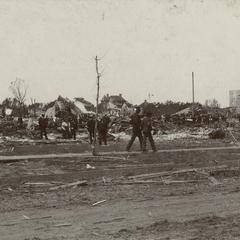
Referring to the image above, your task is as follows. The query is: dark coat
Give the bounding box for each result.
[38,116,48,129]
[70,117,78,130]
[87,118,95,132]
[97,120,107,133]
[141,116,152,133]
[130,113,142,133]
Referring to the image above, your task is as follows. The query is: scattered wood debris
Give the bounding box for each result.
[129,165,227,180]
[195,169,222,185]
[208,176,222,185]
[162,179,203,185]
[94,217,125,224]
[92,232,104,237]
[7,187,13,192]
[50,180,87,190]
[86,164,96,169]
[92,200,107,206]
[24,182,53,186]
[116,180,163,185]
[0,222,18,226]
[23,215,30,220]
[52,223,72,227]
[128,169,196,180]
[23,215,52,221]
[126,165,227,186]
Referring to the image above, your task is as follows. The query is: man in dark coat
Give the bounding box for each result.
[87,115,95,144]
[69,115,78,140]
[38,114,48,140]
[141,112,156,152]
[98,118,107,145]
[126,107,143,151]
[100,114,111,145]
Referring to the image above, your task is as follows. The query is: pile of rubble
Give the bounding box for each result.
[0,113,237,145]
[155,127,213,141]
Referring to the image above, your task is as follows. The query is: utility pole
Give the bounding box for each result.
[92,56,101,155]
[192,71,195,117]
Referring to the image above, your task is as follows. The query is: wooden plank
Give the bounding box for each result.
[92,200,106,206]
[129,165,228,180]
[50,180,87,190]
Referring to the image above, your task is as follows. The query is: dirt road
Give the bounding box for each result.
[2,188,240,240]
[1,139,240,239]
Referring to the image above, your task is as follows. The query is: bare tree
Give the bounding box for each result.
[30,98,37,117]
[9,78,28,117]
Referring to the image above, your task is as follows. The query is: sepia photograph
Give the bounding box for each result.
[1,0,240,239]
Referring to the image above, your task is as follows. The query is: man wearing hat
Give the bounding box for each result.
[38,114,48,140]
[141,112,156,152]
[126,106,143,151]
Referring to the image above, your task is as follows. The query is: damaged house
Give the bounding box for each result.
[44,96,82,119]
[74,97,95,114]
[99,94,133,116]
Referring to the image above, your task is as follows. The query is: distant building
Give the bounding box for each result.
[229,90,240,108]
[99,94,133,116]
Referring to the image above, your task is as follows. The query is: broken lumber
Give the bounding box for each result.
[208,176,222,185]
[0,222,18,226]
[195,169,222,185]
[129,165,228,180]
[84,155,127,161]
[24,182,53,186]
[128,169,196,180]
[92,200,106,206]
[94,217,125,224]
[116,180,163,185]
[53,223,72,227]
[50,180,87,190]
[162,179,203,185]
[227,128,239,144]
[23,215,52,221]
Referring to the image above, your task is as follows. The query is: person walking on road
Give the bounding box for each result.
[126,107,143,151]
[141,112,156,152]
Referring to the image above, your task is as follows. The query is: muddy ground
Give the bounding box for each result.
[1,137,240,239]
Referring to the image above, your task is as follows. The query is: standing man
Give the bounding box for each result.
[87,115,95,144]
[101,114,111,145]
[61,118,70,139]
[38,114,48,140]
[69,115,78,140]
[141,112,156,152]
[126,107,143,151]
[98,117,107,145]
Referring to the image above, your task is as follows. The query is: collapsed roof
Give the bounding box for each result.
[45,96,94,118]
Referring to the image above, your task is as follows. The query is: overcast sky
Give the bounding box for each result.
[0,0,239,107]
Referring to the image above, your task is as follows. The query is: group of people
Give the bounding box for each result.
[38,108,157,153]
[38,114,78,140]
[87,114,111,145]
[61,116,78,140]
[126,107,156,152]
